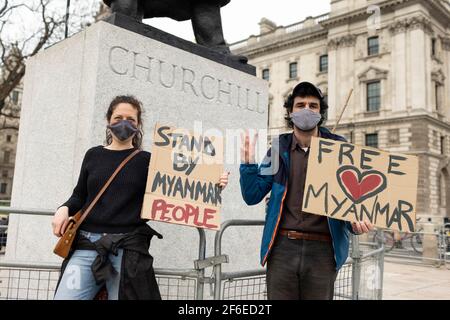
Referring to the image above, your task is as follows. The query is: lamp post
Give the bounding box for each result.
[65,0,71,38]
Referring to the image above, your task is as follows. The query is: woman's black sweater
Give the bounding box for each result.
[59,146,151,234]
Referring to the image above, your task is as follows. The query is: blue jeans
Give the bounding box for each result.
[54,230,124,300]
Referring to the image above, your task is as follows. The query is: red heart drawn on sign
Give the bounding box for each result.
[336,166,387,204]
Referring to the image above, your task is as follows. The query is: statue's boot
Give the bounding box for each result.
[110,0,144,20]
[191,2,248,64]
[108,0,248,64]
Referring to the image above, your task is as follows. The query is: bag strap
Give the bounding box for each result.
[75,148,141,227]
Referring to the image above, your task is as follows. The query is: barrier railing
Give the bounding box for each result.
[351,236,385,300]
[213,219,265,300]
[0,261,204,300]
[0,208,385,300]
[368,227,450,266]
[213,219,384,300]
[0,207,207,300]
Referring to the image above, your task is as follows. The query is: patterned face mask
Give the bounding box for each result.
[107,120,138,141]
[290,108,322,131]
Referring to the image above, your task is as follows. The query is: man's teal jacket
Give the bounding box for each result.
[239,127,354,269]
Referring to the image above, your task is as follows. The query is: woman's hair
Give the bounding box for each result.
[105,95,144,149]
[283,86,328,129]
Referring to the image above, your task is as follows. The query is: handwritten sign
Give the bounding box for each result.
[302,137,418,232]
[141,124,224,230]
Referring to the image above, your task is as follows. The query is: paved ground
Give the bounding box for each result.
[382,259,450,300]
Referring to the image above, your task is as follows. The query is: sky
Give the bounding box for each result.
[3,1,330,51]
[146,0,330,44]
[3,0,100,50]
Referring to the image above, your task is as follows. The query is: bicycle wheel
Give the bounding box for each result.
[411,230,423,254]
[373,230,395,252]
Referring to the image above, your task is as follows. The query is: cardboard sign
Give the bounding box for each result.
[302,137,418,232]
[141,124,224,230]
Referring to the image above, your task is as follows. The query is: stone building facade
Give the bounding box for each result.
[0,81,21,203]
[231,0,450,223]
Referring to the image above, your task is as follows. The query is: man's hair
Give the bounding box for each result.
[283,85,328,129]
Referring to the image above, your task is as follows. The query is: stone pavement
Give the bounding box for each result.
[382,259,450,300]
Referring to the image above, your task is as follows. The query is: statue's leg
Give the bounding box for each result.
[191,2,227,51]
[110,0,144,21]
[191,2,248,63]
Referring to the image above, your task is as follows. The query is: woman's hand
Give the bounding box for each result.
[219,172,230,190]
[351,221,374,235]
[52,206,70,237]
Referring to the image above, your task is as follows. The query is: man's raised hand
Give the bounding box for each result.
[240,130,258,164]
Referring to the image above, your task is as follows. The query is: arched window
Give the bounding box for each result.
[439,168,450,217]
[436,165,450,218]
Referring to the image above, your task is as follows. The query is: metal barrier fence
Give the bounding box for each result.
[0,262,202,300]
[213,220,384,300]
[0,208,384,300]
[368,227,450,267]
[0,262,60,300]
[0,207,206,300]
[350,237,384,300]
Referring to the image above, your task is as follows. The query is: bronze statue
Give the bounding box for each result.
[103,0,247,63]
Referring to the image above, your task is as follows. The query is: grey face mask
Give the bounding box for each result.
[107,120,138,141]
[291,108,322,131]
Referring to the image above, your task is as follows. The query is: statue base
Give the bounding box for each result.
[5,14,268,299]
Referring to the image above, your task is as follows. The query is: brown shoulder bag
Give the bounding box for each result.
[53,149,141,258]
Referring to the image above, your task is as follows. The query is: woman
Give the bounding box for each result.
[52,95,229,300]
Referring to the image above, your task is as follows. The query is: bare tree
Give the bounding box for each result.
[0,0,99,131]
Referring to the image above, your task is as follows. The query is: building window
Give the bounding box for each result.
[0,183,7,194]
[3,151,10,164]
[368,36,379,56]
[367,81,381,112]
[441,136,446,155]
[432,38,436,56]
[365,133,378,148]
[262,68,270,81]
[6,135,11,143]
[319,55,328,73]
[433,130,439,148]
[11,91,19,104]
[2,170,7,178]
[435,83,441,111]
[289,62,297,79]
[388,129,400,146]
[439,171,447,207]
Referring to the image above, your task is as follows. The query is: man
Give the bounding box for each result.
[103,0,247,63]
[240,82,373,300]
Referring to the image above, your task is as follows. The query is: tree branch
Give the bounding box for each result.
[0,0,98,128]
